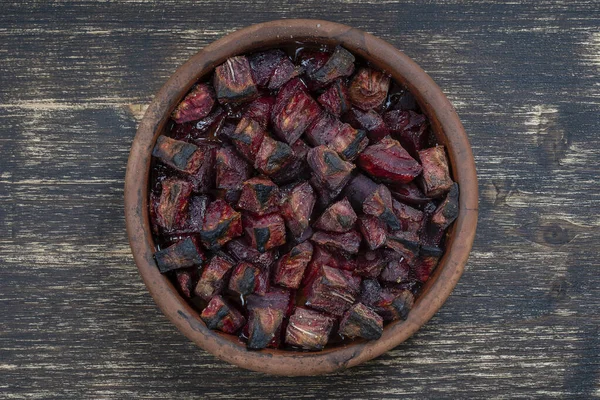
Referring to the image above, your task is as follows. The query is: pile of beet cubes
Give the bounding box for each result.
[149,45,459,351]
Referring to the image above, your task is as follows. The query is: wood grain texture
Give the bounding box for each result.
[1,0,599,398]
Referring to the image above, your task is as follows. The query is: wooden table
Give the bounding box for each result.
[2,1,599,397]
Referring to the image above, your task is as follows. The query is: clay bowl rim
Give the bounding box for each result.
[124,19,478,376]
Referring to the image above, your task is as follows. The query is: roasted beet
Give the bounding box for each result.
[355,249,387,278]
[309,45,355,87]
[311,230,362,255]
[243,213,287,252]
[363,184,401,230]
[392,199,424,234]
[297,49,330,77]
[373,288,415,321]
[175,268,198,299]
[214,56,258,104]
[422,183,459,246]
[304,112,341,146]
[269,57,301,90]
[357,137,422,184]
[194,254,235,301]
[244,96,275,128]
[226,117,266,162]
[254,136,300,183]
[228,261,268,296]
[342,173,379,210]
[155,179,192,231]
[291,138,311,160]
[279,181,316,239]
[200,295,246,334]
[192,106,226,138]
[412,246,443,282]
[384,110,428,157]
[285,307,334,350]
[302,245,354,288]
[246,289,291,349]
[359,279,383,307]
[236,176,280,216]
[226,238,276,270]
[171,83,215,124]
[343,107,390,143]
[358,215,387,250]
[200,199,243,250]
[152,135,204,174]
[328,124,369,161]
[318,79,351,116]
[339,303,383,340]
[307,146,354,192]
[249,49,288,87]
[169,195,208,235]
[305,265,361,316]
[349,67,390,111]
[380,256,411,284]
[389,182,431,205]
[154,236,205,273]
[418,145,453,197]
[385,231,420,260]
[273,241,314,289]
[313,198,357,233]
[215,145,252,193]
[188,144,216,193]
[272,86,321,144]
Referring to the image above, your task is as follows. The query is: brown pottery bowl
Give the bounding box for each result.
[124,19,478,376]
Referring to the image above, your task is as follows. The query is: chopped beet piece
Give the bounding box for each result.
[392,199,424,234]
[373,288,414,321]
[422,183,459,246]
[246,289,291,349]
[358,215,387,250]
[254,136,300,183]
[313,198,357,233]
[309,175,344,210]
[380,256,411,283]
[273,241,313,289]
[215,145,252,192]
[243,213,286,252]
[171,83,216,124]
[384,110,428,158]
[388,90,419,112]
[302,245,353,287]
[291,138,310,160]
[311,230,362,255]
[297,49,330,77]
[249,49,288,87]
[339,303,383,340]
[226,238,276,270]
[309,45,355,87]
[236,176,280,216]
[175,267,199,299]
[318,79,351,116]
[192,106,226,138]
[418,145,453,197]
[412,246,443,282]
[328,124,369,161]
[200,295,246,334]
[355,250,387,278]
[214,56,258,104]
[244,96,275,128]
[349,67,390,111]
[154,236,205,273]
[272,88,321,144]
[363,184,401,230]
[357,137,422,184]
[194,255,235,301]
[200,199,243,250]
[343,107,390,143]
[268,57,301,90]
[389,182,431,205]
[305,265,361,316]
[285,307,334,350]
[307,146,354,192]
[152,135,204,174]
[170,195,208,235]
[228,262,268,296]
[225,117,266,162]
[385,231,420,261]
[359,279,382,307]
[279,181,316,239]
[188,144,216,193]
[342,173,379,210]
[155,179,192,231]
[304,112,342,146]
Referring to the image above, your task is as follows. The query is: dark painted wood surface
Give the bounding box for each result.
[1,1,599,398]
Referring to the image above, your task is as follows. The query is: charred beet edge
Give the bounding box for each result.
[236,176,280,216]
[200,295,246,334]
[279,181,315,239]
[152,135,204,174]
[171,83,215,124]
[194,254,235,301]
[343,107,390,143]
[226,238,276,270]
[318,79,351,116]
[311,230,362,255]
[273,241,313,289]
[246,289,291,349]
[154,236,205,273]
[200,199,242,250]
[309,45,355,87]
[214,56,258,104]
[418,145,453,197]
[154,179,193,231]
[228,261,268,296]
[358,215,387,250]
[339,303,383,340]
[349,67,390,111]
[313,198,357,233]
[285,307,334,350]
[305,265,360,316]
[243,213,287,252]
[363,184,401,230]
[307,145,354,192]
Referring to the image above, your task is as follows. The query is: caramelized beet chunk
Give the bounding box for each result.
[194,255,235,301]
[389,182,431,205]
[392,199,424,234]
[243,213,286,252]
[154,236,205,273]
[155,179,192,231]
[291,138,311,160]
[249,49,288,87]
[318,79,351,116]
[273,241,313,289]
[357,137,422,184]
[298,49,330,75]
[175,268,198,299]
[237,176,280,216]
[170,195,208,235]
[200,199,242,250]
[188,144,216,193]
[171,83,215,124]
[418,145,453,197]
[254,136,300,183]
[380,256,411,284]
[226,117,266,162]
[304,112,341,146]
[343,107,390,143]
[152,135,204,174]
[307,146,354,192]
[200,295,246,334]
[305,266,361,316]
[215,145,252,193]
[339,303,383,340]
[226,238,276,270]
[269,57,301,90]
[342,173,379,210]
[302,245,354,288]
[279,181,315,239]
[246,289,291,349]
[311,230,362,255]
[384,110,428,157]
[373,288,415,321]
[412,246,443,282]
[309,45,355,87]
[355,249,387,278]
[309,175,344,209]
[385,231,420,261]
[244,96,275,128]
[313,198,357,233]
[363,184,401,230]
[422,183,459,246]
[192,106,226,139]
[358,215,387,250]
[328,124,369,161]
[285,307,334,350]
[228,262,268,296]
[349,67,390,111]
[272,87,321,144]
[214,56,258,104]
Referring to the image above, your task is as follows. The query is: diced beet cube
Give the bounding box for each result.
[363,184,401,230]
[297,49,330,77]
[200,199,242,250]
[355,250,387,278]
[152,135,204,174]
[318,79,351,116]
[385,231,420,261]
[236,176,280,216]
[309,45,355,87]
[339,303,383,340]
[273,241,314,289]
[188,144,216,193]
[349,67,390,111]
[309,176,344,210]
[243,213,286,252]
[170,195,208,235]
[307,146,354,192]
[228,261,268,296]
[342,173,379,210]
[328,124,369,161]
[249,49,288,87]
[175,267,199,299]
[418,145,453,197]
[384,110,428,158]
[311,230,362,255]
[412,246,443,282]
[254,136,300,183]
[214,56,258,104]
[304,112,342,147]
[422,183,459,246]
[313,198,357,233]
[358,215,387,250]
[272,88,321,144]
[359,279,382,307]
[279,181,316,239]
[388,182,431,206]
[302,245,354,288]
[392,199,424,234]
[171,83,215,124]
[357,137,422,184]
[244,96,275,128]
[246,289,291,349]
[194,254,235,301]
[225,117,266,162]
[285,307,334,350]
[215,145,252,193]
[373,288,415,321]
[226,238,276,270]
[155,179,192,231]
[192,106,226,139]
[305,265,361,316]
[200,295,246,334]
[154,236,205,273]
[343,107,390,143]
[291,138,310,160]
[380,256,411,284]
[268,57,301,90]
